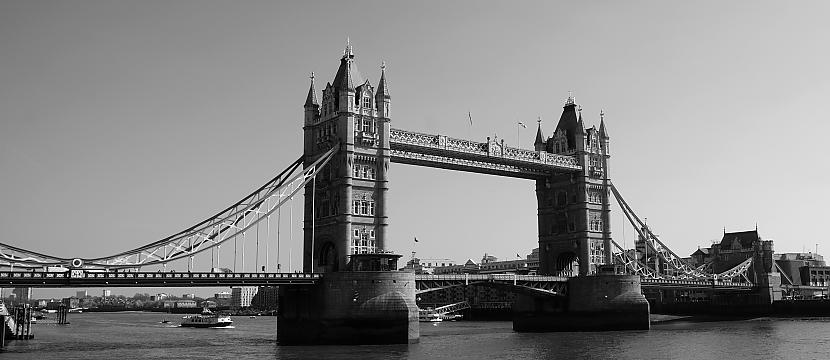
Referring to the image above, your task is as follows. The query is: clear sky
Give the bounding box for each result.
[2,0,829,298]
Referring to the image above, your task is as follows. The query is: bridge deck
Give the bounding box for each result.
[0,271,759,291]
[0,271,321,287]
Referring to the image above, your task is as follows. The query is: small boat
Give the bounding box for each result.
[418,312,442,322]
[180,308,232,328]
[249,315,256,319]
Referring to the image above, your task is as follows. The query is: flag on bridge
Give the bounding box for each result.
[518,122,527,128]
[468,112,473,126]
[414,237,419,243]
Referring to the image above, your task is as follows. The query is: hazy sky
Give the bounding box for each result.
[2,1,829,297]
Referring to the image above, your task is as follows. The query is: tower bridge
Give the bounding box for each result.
[0,43,780,345]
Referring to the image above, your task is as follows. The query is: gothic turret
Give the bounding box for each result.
[599,110,609,139]
[304,72,320,126]
[599,110,610,155]
[376,62,391,118]
[553,94,585,152]
[331,39,361,113]
[534,118,545,151]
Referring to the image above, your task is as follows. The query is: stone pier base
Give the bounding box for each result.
[513,274,650,332]
[277,271,419,345]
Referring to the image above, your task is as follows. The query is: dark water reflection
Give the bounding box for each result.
[3,313,830,359]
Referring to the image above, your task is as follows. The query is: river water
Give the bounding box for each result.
[3,312,830,359]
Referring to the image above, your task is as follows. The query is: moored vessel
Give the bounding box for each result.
[180,309,232,328]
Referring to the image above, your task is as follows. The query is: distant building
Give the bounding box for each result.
[686,229,775,281]
[175,300,197,308]
[432,250,540,275]
[215,291,231,299]
[76,290,87,298]
[200,300,217,309]
[401,258,457,274]
[775,252,826,286]
[63,297,80,308]
[251,286,279,311]
[231,287,258,308]
[102,289,112,297]
[434,259,479,275]
[11,287,32,305]
[46,300,63,310]
[182,293,195,299]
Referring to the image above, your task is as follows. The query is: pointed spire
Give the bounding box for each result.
[344,37,354,59]
[333,38,358,91]
[599,109,609,139]
[304,71,318,107]
[376,60,390,99]
[575,106,586,135]
[534,116,545,150]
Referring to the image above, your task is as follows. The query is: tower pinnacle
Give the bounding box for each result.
[376,61,390,99]
[344,37,354,59]
[534,116,545,151]
[304,71,318,107]
[565,91,575,106]
[599,109,609,139]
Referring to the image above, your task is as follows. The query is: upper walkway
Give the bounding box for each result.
[389,128,582,178]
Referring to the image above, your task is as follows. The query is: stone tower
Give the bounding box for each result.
[302,42,391,273]
[535,96,612,276]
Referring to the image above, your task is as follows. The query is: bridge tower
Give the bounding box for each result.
[302,42,391,273]
[535,96,612,276]
[283,43,417,345]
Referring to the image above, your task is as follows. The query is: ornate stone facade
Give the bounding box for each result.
[535,97,612,276]
[302,43,391,272]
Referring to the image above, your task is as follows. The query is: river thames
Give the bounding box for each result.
[3,312,830,359]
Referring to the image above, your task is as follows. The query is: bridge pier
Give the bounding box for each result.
[277,254,418,345]
[513,273,650,332]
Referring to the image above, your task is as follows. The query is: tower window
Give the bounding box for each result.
[363,96,371,109]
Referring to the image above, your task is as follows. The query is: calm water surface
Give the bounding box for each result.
[3,312,830,359]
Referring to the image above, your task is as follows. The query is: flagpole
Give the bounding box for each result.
[468,111,473,140]
[516,121,526,148]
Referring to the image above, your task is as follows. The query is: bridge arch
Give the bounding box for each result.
[319,240,339,273]
[555,252,579,277]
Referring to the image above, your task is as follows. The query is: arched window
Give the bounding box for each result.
[556,191,567,207]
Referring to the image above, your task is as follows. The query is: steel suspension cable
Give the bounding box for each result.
[289,195,293,272]
[255,192,260,272]
[610,183,704,278]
